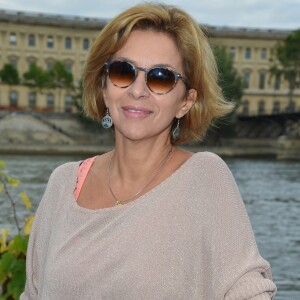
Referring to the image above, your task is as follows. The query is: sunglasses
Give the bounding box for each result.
[104,60,188,95]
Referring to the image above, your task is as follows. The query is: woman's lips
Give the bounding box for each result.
[122,106,153,118]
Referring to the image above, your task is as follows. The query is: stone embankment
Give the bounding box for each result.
[0,112,299,159]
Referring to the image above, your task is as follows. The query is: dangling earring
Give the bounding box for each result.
[101,108,113,129]
[172,118,180,140]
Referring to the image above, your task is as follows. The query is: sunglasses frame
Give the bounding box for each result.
[104,60,188,95]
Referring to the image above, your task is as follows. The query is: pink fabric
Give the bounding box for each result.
[73,157,96,200]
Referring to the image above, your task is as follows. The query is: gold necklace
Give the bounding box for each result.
[108,147,173,206]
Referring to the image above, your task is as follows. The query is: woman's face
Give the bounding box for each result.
[103,29,196,143]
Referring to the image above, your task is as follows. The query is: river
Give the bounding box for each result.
[0,154,299,299]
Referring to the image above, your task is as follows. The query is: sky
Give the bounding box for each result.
[0,0,299,30]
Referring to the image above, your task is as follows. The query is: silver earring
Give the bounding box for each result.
[172,118,180,140]
[101,108,113,129]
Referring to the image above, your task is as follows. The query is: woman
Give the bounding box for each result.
[21,3,276,299]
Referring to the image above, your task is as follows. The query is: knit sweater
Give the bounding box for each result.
[20,152,276,299]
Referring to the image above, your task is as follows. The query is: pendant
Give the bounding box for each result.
[115,201,123,206]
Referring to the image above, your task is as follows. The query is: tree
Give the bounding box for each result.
[0,64,20,85]
[48,60,73,89]
[214,46,243,106]
[208,46,243,141]
[23,63,51,91]
[270,29,300,112]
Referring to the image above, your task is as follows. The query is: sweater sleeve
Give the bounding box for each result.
[202,153,277,299]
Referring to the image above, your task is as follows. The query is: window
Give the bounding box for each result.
[286,101,295,113]
[28,34,36,47]
[9,33,17,46]
[272,101,280,114]
[243,71,251,89]
[274,73,281,90]
[65,62,72,73]
[261,48,267,60]
[28,92,36,109]
[47,36,54,48]
[46,59,54,71]
[8,57,18,69]
[83,38,89,50]
[258,100,265,115]
[47,93,55,109]
[259,72,266,89]
[27,58,37,70]
[242,100,249,116]
[64,95,72,113]
[65,37,72,49]
[9,91,18,107]
[228,47,236,59]
[245,47,251,59]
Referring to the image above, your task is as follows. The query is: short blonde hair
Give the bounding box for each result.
[83,3,233,144]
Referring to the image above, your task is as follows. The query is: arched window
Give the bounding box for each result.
[64,61,73,73]
[286,101,295,113]
[28,92,36,109]
[245,47,251,59]
[259,71,266,89]
[272,101,280,114]
[64,94,72,113]
[47,36,54,48]
[9,33,17,46]
[65,37,72,49]
[47,93,55,109]
[242,100,249,116]
[243,71,251,89]
[83,38,90,50]
[260,48,267,60]
[274,73,281,90]
[28,34,36,47]
[9,91,18,107]
[258,100,265,115]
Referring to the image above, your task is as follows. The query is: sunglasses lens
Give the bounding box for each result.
[147,68,176,94]
[108,61,135,88]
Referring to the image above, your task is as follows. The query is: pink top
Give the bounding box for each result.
[73,156,96,200]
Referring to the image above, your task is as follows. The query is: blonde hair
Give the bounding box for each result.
[83,2,233,144]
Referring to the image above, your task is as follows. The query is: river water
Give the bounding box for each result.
[0,154,299,299]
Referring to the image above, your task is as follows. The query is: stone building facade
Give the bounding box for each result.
[0,9,299,115]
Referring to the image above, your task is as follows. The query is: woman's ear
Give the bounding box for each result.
[176,88,197,118]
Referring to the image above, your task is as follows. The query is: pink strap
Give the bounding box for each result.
[74,157,96,200]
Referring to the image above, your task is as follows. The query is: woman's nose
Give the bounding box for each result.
[127,70,150,100]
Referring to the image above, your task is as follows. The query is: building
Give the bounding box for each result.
[0,9,299,115]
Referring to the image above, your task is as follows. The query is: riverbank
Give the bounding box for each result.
[1,112,299,159]
[0,141,277,158]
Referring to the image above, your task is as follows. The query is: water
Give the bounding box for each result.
[0,154,299,299]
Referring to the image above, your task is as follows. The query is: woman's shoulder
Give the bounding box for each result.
[190,151,229,170]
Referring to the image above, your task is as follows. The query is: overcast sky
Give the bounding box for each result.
[0,0,299,30]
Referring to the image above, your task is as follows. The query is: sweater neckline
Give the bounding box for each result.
[69,152,201,214]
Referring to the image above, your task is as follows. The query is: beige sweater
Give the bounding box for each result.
[21,152,276,299]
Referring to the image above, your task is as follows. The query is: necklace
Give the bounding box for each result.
[108,147,173,206]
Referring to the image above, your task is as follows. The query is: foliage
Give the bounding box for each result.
[270,29,300,110]
[0,64,19,85]
[48,60,74,89]
[213,46,243,105]
[205,46,244,142]
[0,161,33,299]
[23,64,51,90]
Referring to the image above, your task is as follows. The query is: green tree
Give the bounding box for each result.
[49,60,73,89]
[0,64,19,85]
[23,63,51,91]
[210,46,243,141]
[270,29,300,112]
[214,46,243,106]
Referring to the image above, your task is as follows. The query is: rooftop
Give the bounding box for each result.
[0,9,292,39]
